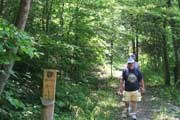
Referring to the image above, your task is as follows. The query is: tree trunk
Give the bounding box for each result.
[167,0,180,84]
[110,39,114,78]
[0,0,32,95]
[135,33,139,62]
[0,0,4,16]
[171,23,179,84]
[132,39,135,55]
[45,0,54,33]
[41,0,54,33]
[167,0,172,7]
[162,21,171,86]
[42,3,46,31]
[176,0,180,84]
[162,36,170,85]
[67,2,79,37]
[173,30,180,84]
[59,0,64,37]
[15,0,32,30]
[177,43,180,84]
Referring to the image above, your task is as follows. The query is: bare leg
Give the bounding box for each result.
[131,101,137,113]
[130,101,137,119]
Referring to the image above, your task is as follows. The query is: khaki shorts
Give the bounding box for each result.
[122,90,141,102]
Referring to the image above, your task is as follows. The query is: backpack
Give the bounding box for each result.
[124,68,139,77]
[134,62,139,70]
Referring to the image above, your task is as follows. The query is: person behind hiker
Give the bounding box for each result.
[119,57,145,120]
[130,53,140,70]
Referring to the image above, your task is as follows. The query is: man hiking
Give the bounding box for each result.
[119,57,145,120]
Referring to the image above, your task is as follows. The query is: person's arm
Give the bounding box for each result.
[140,79,145,94]
[118,70,125,95]
[139,72,145,95]
[119,79,124,95]
[138,70,145,95]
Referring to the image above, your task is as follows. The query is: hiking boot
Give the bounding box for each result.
[132,114,137,120]
[122,113,127,118]
[122,108,128,118]
[128,106,131,113]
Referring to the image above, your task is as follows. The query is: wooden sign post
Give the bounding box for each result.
[41,69,58,120]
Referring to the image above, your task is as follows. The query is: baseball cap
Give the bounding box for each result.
[127,57,135,64]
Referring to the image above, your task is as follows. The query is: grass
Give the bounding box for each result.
[57,77,120,120]
[2,62,179,120]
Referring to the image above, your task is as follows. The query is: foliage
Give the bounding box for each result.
[0,18,37,64]
[0,72,41,119]
[118,0,180,85]
[54,76,120,120]
[1,0,180,119]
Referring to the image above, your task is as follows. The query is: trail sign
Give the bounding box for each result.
[43,69,58,99]
[41,69,58,120]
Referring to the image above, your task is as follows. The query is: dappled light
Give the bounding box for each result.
[0,0,180,120]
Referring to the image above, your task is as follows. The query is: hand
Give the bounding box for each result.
[117,87,124,96]
[140,87,145,95]
[116,91,121,95]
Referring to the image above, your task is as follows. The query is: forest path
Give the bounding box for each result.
[101,67,180,120]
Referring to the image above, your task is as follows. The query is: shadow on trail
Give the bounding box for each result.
[110,84,180,120]
[92,67,180,120]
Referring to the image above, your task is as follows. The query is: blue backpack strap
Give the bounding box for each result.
[123,68,129,76]
[125,68,138,77]
[134,68,139,76]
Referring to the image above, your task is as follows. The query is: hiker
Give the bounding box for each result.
[119,57,145,120]
[130,53,140,70]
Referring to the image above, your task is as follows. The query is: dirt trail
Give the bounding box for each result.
[110,69,180,120]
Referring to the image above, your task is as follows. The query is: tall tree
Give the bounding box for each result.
[0,0,32,94]
[162,21,171,85]
[132,39,136,54]
[167,0,180,84]
[135,33,139,62]
[0,0,4,16]
[59,0,65,37]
